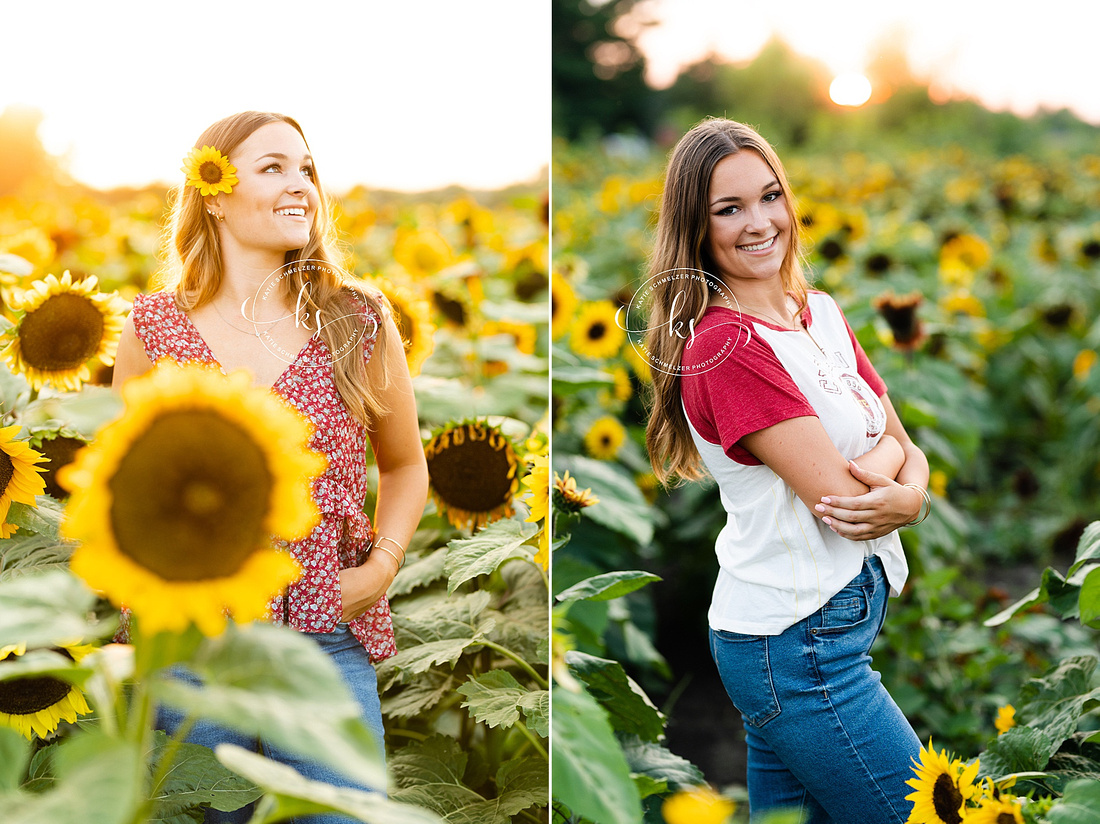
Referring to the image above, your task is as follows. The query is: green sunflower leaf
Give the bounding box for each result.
[444,518,537,593]
[1068,521,1100,576]
[147,730,260,817]
[389,735,509,824]
[551,686,642,824]
[1018,656,1100,747]
[1077,566,1100,628]
[381,591,497,683]
[565,651,665,742]
[389,546,448,597]
[151,622,386,792]
[0,726,31,792]
[618,734,705,791]
[1046,778,1100,824]
[215,744,445,824]
[380,669,458,718]
[0,569,114,647]
[976,725,1056,779]
[5,496,65,542]
[455,670,548,737]
[555,570,662,603]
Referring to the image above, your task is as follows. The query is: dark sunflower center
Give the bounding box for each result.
[1082,240,1100,259]
[199,161,223,185]
[586,321,607,342]
[997,814,1016,824]
[18,293,105,371]
[931,773,964,824]
[39,435,85,500]
[107,409,273,580]
[0,450,13,498]
[0,648,74,714]
[426,427,514,513]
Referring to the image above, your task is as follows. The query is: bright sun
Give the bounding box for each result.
[829,73,873,107]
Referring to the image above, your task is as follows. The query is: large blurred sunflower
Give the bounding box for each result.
[59,364,326,637]
[181,145,238,196]
[0,271,129,392]
[368,276,435,376]
[904,741,980,824]
[0,642,94,739]
[570,300,625,360]
[393,225,457,277]
[662,786,736,824]
[0,425,48,538]
[424,420,520,531]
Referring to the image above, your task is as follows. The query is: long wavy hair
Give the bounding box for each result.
[157,111,390,427]
[644,118,809,484]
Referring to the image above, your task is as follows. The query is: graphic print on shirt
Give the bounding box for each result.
[811,348,886,439]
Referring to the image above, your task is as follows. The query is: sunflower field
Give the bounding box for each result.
[550,134,1100,823]
[0,154,550,823]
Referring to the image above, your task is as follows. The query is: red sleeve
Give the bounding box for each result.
[841,311,888,397]
[680,310,817,466]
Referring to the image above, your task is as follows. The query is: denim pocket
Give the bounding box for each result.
[709,629,781,728]
[814,584,871,634]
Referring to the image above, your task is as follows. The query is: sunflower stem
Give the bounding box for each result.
[479,639,548,689]
[513,718,547,760]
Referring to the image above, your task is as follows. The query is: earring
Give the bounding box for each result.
[206,209,225,222]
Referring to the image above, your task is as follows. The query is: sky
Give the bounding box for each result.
[627,0,1100,125]
[0,0,550,193]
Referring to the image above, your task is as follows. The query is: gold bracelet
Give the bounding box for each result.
[373,544,403,572]
[375,536,406,557]
[903,483,932,526]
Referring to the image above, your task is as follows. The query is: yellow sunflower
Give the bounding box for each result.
[520,453,550,572]
[59,364,326,637]
[392,225,457,278]
[905,740,980,824]
[0,642,94,739]
[570,300,625,360]
[181,145,238,196]
[1,270,129,392]
[367,276,435,377]
[424,420,520,531]
[662,785,736,824]
[584,416,626,461]
[28,428,87,501]
[966,795,1024,824]
[554,471,599,512]
[994,704,1016,735]
[551,270,578,341]
[0,425,48,539]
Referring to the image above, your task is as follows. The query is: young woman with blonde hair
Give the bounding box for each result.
[113,111,428,823]
[644,118,928,822]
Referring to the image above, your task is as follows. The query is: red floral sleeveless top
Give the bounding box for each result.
[131,290,397,661]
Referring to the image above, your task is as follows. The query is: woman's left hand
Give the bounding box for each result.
[814,462,923,541]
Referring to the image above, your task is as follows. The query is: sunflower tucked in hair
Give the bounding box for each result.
[0,271,129,392]
[59,364,326,637]
[569,300,625,360]
[0,425,48,539]
[0,642,94,739]
[366,275,435,377]
[424,420,520,531]
[905,740,980,824]
[181,145,238,196]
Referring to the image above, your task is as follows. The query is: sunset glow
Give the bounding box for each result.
[829,74,873,107]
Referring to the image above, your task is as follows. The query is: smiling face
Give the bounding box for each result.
[208,121,319,261]
[704,150,792,291]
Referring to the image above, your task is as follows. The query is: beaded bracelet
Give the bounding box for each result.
[902,483,932,526]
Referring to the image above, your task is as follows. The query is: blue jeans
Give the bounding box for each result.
[709,555,920,823]
[158,625,387,824]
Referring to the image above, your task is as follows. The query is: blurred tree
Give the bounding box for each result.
[552,0,655,139]
[659,37,830,148]
[0,105,55,196]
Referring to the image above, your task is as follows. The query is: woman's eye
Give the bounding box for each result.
[263,164,280,173]
[302,166,314,178]
[716,205,739,216]
[763,191,782,202]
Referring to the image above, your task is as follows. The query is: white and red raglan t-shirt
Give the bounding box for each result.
[679,290,908,636]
